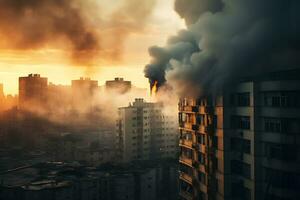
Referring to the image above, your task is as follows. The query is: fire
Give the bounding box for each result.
[151,81,158,96]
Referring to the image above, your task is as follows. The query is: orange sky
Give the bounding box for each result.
[0,0,184,95]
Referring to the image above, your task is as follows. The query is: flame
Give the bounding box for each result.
[151,81,158,96]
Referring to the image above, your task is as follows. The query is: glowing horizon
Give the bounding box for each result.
[0,0,185,95]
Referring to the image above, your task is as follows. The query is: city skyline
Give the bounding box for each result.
[0,0,185,95]
[0,73,149,96]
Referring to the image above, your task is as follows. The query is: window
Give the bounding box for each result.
[181,130,192,141]
[231,138,251,154]
[180,147,193,159]
[230,92,250,106]
[198,171,206,184]
[197,134,206,145]
[263,91,300,107]
[231,160,251,179]
[265,143,297,161]
[198,152,206,164]
[231,116,250,130]
[231,182,251,200]
[212,136,218,149]
[179,180,193,195]
[180,163,193,176]
[264,168,299,189]
[263,117,296,133]
[196,114,205,125]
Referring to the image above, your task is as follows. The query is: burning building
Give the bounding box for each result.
[144,1,300,199]
[19,74,48,110]
[178,70,300,200]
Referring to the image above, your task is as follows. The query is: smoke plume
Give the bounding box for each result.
[144,0,300,96]
[0,0,156,65]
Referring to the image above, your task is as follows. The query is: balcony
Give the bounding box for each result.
[179,122,194,130]
[205,125,215,135]
[179,105,193,113]
[179,191,193,200]
[192,160,200,169]
[179,139,193,148]
[192,143,199,151]
[205,106,214,114]
[192,124,199,131]
[179,172,193,184]
[179,156,193,167]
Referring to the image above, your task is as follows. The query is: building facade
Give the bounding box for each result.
[178,71,300,200]
[116,98,178,162]
[19,74,48,110]
[71,77,98,113]
[0,83,4,111]
[105,77,132,94]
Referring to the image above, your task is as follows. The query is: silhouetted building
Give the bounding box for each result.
[19,74,48,110]
[0,161,178,200]
[48,83,72,112]
[105,77,131,94]
[117,98,178,163]
[0,83,4,98]
[178,70,300,200]
[71,77,98,111]
[0,84,4,111]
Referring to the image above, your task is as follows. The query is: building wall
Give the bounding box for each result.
[18,74,48,110]
[117,98,178,163]
[179,78,300,200]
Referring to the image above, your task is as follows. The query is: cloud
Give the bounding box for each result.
[0,0,157,66]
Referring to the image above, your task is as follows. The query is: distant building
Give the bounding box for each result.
[71,77,98,94]
[71,77,98,111]
[47,83,72,113]
[0,161,178,200]
[0,84,4,111]
[19,74,48,110]
[105,77,131,94]
[0,83,4,98]
[116,98,178,163]
[178,70,300,200]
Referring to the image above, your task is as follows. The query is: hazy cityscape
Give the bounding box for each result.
[1,0,300,200]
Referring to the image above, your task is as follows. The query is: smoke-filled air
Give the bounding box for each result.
[144,0,300,97]
[0,0,156,65]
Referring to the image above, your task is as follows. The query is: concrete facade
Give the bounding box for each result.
[179,71,300,200]
[117,98,178,162]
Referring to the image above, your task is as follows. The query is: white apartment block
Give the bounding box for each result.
[116,98,178,163]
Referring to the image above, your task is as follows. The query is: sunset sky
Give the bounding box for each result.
[0,0,185,95]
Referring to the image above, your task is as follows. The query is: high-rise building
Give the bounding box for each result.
[178,70,300,200]
[0,83,4,111]
[0,83,4,98]
[116,98,178,163]
[105,77,132,94]
[19,74,48,109]
[71,77,98,111]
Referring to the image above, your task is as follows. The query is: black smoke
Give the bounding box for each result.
[144,0,300,96]
[0,0,157,66]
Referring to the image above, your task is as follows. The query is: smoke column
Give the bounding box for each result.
[144,0,300,96]
[0,0,156,66]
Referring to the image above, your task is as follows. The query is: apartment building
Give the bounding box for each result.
[105,77,132,94]
[0,84,4,111]
[178,70,300,200]
[19,74,48,109]
[116,98,178,162]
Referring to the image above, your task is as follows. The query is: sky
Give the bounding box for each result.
[0,0,185,95]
